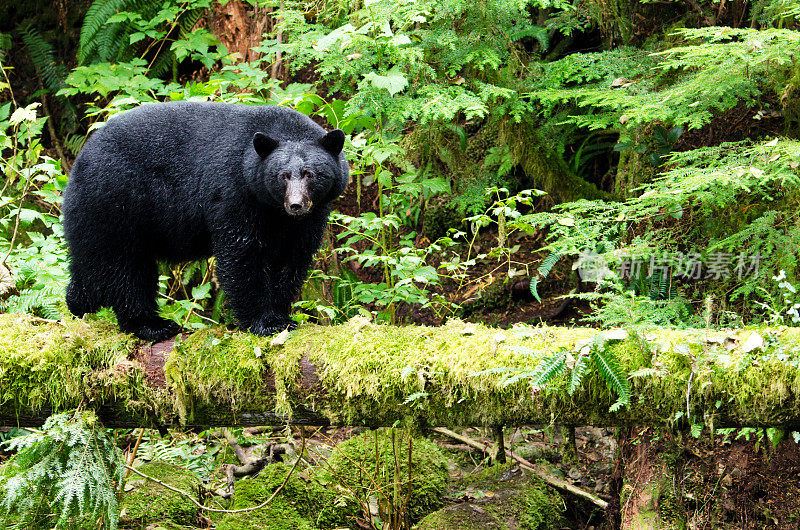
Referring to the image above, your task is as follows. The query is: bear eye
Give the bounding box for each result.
[280,171,291,180]
[302,169,314,179]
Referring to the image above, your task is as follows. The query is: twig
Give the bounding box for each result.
[433,427,608,510]
[124,426,305,514]
[270,0,285,80]
[118,428,146,503]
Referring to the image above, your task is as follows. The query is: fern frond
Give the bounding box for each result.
[591,346,631,412]
[538,251,562,277]
[18,23,68,96]
[79,0,140,64]
[530,251,562,302]
[0,411,123,529]
[568,353,591,395]
[528,349,568,390]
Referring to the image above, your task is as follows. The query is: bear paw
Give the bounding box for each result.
[127,318,181,343]
[247,319,297,336]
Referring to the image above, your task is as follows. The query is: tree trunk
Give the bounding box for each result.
[1,314,799,430]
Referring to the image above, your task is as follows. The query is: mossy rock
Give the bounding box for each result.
[128,522,195,530]
[327,429,450,522]
[217,463,358,530]
[121,461,200,526]
[217,498,315,530]
[422,195,463,240]
[417,464,564,530]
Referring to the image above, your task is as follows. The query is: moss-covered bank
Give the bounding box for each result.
[417,463,564,530]
[2,314,800,429]
[215,462,358,530]
[121,461,200,527]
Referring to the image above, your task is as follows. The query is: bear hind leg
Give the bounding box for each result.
[65,272,100,318]
[105,258,180,342]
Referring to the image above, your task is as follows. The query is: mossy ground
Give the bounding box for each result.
[121,461,200,527]
[215,462,357,530]
[417,463,564,530]
[326,428,450,523]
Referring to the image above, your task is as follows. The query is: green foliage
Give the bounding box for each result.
[0,99,70,321]
[122,461,200,525]
[78,0,213,67]
[326,211,458,324]
[490,333,632,412]
[326,428,449,525]
[512,135,800,324]
[18,24,68,100]
[137,436,217,480]
[529,28,800,133]
[218,463,359,530]
[0,411,124,530]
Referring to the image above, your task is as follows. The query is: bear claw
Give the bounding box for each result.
[126,319,181,343]
[248,319,297,336]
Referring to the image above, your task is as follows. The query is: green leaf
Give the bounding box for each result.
[528,349,568,390]
[568,354,591,395]
[690,423,703,438]
[191,283,211,300]
[591,346,630,412]
[364,67,408,96]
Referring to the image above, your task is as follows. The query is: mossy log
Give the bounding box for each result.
[2,314,800,429]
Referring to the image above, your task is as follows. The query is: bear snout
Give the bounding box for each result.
[284,180,312,216]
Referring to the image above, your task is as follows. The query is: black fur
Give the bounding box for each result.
[62,101,349,341]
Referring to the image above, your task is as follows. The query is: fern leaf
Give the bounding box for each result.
[530,251,562,302]
[18,23,68,96]
[591,346,631,412]
[0,411,122,529]
[538,251,562,277]
[567,353,591,395]
[529,349,568,390]
[79,0,130,63]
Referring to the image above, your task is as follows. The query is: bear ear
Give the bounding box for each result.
[319,129,345,156]
[253,132,279,158]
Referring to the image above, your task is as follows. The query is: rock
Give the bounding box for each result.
[742,332,764,353]
[327,429,450,522]
[216,463,359,530]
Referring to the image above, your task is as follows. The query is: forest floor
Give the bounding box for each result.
[325,170,800,529]
[5,62,796,528]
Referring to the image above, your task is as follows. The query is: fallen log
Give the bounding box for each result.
[1,314,800,429]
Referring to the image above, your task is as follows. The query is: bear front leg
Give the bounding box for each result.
[214,241,295,336]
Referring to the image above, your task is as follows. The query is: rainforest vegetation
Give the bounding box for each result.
[1,0,800,528]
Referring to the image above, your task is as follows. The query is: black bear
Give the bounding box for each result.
[62,101,349,341]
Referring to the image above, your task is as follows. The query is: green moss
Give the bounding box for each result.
[165,327,305,422]
[327,428,449,522]
[215,463,357,530]
[121,461,200,526]
[418,464,564,530]
[468,463,564,529]
[126,522,195,530]
[4,313,800,429]
[0,314,140,415]
[217,464,314,530]
[217,499,314,530]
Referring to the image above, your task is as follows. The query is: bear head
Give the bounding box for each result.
[252,129,348,217]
